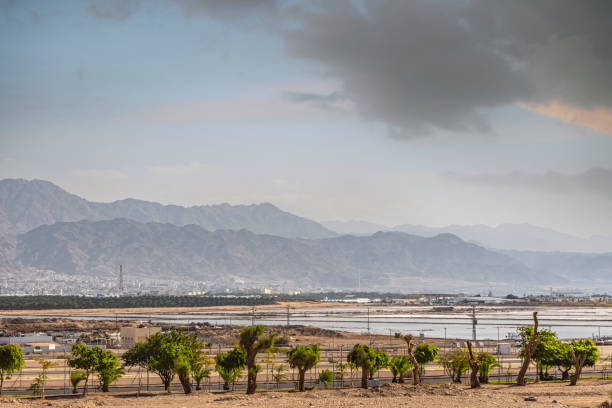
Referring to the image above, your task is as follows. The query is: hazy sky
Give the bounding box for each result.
[1,0,612,236]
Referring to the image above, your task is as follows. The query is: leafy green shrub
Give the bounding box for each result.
[319,369,333,387]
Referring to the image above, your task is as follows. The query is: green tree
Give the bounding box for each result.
[477,352,498,384]
[403,335,421,385]
[239,325,275,394]
[518,328,557,381]
[516,312,539,386]
[70,370,87,394]
[368,350,389,379]
[0,344,24,396]
[123,330,203,394]
[546,342,573,380]
[67,344,100,395]
[174,351,193,395]
[347,344,377,389]
[193,365,211,391]
[438,349,469,383]
[215,347,247,391]
[389,355,412,383]
[29,358,57,399]
[287,344,321,392]
[319,369,333,387]
[569,339,598,386]
[414,343,439,381]
[96,349,124,392]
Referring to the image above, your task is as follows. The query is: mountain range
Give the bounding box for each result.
[0,178,610,292]
[0,218,550,292]
[323,220,612,253]
[0,179,336,239]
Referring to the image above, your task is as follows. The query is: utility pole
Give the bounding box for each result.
[444,327,447,352]
[251,306,256,326]
[63,331,66,394]
[497,326,501,381]
[367,307,371,344]
[471,305,477,341]
[119,264,124,295]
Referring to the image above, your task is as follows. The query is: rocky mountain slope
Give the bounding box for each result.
[324,219,612,253]
[1,219,544,291]
[0,179,336,239]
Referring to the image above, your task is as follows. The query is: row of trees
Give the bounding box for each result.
[0,295,275,310]
[67,344,124,394]
[122,324,600,395]
[0,319,602,398]
[1,343,123,399]
[518,327,599,385]
[436,314,599,388]
[122,327,444,394]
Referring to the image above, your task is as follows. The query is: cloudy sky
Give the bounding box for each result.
[1,0,612,237]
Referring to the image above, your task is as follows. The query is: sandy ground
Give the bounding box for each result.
[2,380,611,408]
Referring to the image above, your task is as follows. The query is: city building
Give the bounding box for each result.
[120,326,161,348]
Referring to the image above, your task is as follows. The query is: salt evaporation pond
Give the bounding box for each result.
[5,305,612,340]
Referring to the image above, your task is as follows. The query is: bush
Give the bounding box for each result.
[438,349,469,383]
[70,370,87,394]
[319,369,333,387]
[275,336,291,346]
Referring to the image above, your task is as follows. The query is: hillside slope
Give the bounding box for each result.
[0,179,336,239]
[1,219,543,291]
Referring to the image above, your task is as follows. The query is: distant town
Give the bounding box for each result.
[1,268,611,307]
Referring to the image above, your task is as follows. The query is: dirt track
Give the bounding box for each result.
[3,380,611,408]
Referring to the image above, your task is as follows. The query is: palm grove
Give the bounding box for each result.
[1,318,601,397]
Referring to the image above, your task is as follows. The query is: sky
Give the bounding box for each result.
[1,0,612,237]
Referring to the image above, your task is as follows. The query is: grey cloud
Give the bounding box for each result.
[276,1,612,137]
[446,167,612,199]
[283,91,346,111]
[86,0,281,23]
[175,0,280,19]
[87,0,140,21]
[83,0,612,137]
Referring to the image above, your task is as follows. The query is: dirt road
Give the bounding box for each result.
[3,380,611,408]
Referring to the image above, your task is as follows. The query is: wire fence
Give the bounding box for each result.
[3,343,612,396]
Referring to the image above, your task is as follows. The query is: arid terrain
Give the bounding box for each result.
[2,381,611,408]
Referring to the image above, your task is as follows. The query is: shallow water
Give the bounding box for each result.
[4,305,612,340]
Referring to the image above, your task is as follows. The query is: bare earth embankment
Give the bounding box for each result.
[3,381,612,408]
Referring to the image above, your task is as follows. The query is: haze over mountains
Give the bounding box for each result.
[1,218,543,291]
[0,179,336,239]
[0,179,611,293]
[323,220,612,253]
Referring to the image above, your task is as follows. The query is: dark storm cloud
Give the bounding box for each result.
[278,0,612,137]
[84,0,612,137]
[446,167,612,199]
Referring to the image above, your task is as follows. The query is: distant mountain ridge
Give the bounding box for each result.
[1,178,610,292]
[0,179,336,239]
[0,218,547,291]
[323,220,612,253]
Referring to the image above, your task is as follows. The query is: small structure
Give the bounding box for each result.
[496,343,512,355]
[0,335,53,345]
[120,326,161,348]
